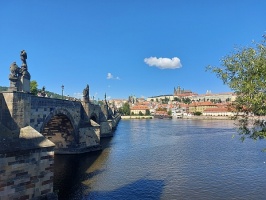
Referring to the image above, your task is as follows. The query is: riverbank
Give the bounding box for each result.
[121,116,154,119]
[182,115,233,120]
[121,115,232,120]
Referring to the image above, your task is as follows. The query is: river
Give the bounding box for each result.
[54,119,266,200]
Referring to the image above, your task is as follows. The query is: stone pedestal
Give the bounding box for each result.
[21,76,30,93]
[8,77,18,92]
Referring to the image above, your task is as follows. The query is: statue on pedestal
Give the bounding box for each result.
[83,84,90,101]
[9,62,19,80]
[41,86,46,97]
[8,50,31,92]
[19,50,30,79]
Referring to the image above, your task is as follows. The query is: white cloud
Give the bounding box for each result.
[73,92,83,99]
[107,73,113,79]
[144,57,182,69]
[107,72,120,80]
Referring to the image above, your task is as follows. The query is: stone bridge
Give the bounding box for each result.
[0,50,121,199]
[0,91,120,154]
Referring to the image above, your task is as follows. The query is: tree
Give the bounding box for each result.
[30,80,38,95]
[174,97,181,102]
[145,109,151,116]
[194,111,202,116]
[207,35,266,140]
[0,86,8,92]
[120,102,130,115]
[182,97,191,104]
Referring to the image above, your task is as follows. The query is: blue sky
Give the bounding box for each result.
[1,0,265,100]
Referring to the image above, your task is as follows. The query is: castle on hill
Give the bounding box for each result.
[147,85,236,103]
[174,86,196,97]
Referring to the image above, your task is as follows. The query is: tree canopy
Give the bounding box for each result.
[30,80,38,95]
[119,102,130,115]
[207,35,266,141]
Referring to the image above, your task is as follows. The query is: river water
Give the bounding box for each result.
[54,119,266,200]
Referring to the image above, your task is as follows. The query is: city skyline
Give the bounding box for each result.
[1,1,265,100]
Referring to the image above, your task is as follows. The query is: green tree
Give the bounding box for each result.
[120,102,130,115]
[194,111,202,116]
[145,109,151,116]
[207,35,266,140]
[30,80,38,95]
[174,97,181,102]
[0,86,8,92]
[182,97,191,104]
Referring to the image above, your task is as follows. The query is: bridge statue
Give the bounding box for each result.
[9,62,19,79]
[8,50,31,92]
[83,84,90,102]
[20,50,27,65]
[20,50,30,79]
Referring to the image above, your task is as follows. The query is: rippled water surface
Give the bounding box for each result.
[54,119,266,200]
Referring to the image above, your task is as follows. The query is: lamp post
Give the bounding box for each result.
[61,85,64,99]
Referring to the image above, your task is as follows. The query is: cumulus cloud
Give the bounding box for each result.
[107,72,120,80]
[107,73,113,79]
[144,57,182,69]
[73,92,83,99]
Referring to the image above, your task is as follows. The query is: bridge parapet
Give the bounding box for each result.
[30,96,82,133]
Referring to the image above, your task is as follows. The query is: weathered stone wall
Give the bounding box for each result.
[79,120,100,148]
[100,120,113,137]
[0,126,56,199]
[82,101,101,124]
[1,92,31,134]
[30,96,82,133]
[112,113,121,130]
[0,148,55,199]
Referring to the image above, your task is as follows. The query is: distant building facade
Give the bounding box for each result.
[130,105,149,115]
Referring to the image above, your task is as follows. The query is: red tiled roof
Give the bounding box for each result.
[131,105,149,110]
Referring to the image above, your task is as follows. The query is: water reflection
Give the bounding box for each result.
[54,137,113,198]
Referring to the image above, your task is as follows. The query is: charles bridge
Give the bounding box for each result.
[0,51,121,199]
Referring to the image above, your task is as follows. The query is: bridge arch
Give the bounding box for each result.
[40,108,78,149]
[90,112,99,124]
